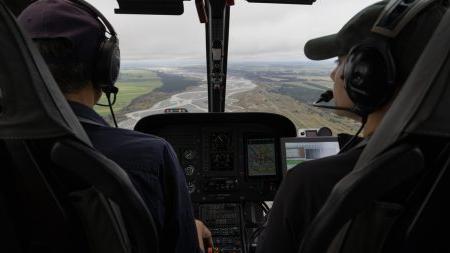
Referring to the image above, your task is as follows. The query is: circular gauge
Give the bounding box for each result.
[183,150,196,161]
[210,153,233,171]
[211,132,231,150]
[187,182,196,194]
[185,165,195,176]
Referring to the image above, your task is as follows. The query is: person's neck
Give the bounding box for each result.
[363,108,387,137]
[66,93,96,108]
[64,83,100,108]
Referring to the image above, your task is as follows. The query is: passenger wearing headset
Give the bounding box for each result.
[256,0,448,252]
[17,0,212,252]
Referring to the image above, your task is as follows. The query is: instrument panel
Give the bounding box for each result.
[135,113,296,252]
[135,113,296,202]
[168,127,280,202]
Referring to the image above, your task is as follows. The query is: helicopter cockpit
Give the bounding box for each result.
[1,0,450,253]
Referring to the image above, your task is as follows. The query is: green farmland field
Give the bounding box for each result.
[94,69,162,116]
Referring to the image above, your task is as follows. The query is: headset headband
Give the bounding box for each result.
[69,0,117,36]
[372,0,439,37]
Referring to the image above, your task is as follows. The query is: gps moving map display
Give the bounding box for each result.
[247,138,276,176]
[281,137,340,170]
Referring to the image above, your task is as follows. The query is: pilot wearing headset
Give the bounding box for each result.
[256,0,448,252]
[17,0,212,252]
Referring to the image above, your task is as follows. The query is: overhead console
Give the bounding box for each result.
[135,112,296,253]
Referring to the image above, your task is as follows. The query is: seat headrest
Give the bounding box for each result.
[0,1,91,145]
[355,9,450,170]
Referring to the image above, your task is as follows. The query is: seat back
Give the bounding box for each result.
[0,142,22,253]
[0,1,158,252]
[298,6,450,253]
[399,145,450,252]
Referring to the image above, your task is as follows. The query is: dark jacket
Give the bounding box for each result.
[256,142,365,253]
[70,101,199,253]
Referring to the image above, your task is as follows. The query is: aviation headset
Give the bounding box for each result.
[343,0,439,116]
[67,0,120,96]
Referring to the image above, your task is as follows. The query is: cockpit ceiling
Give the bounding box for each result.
[246,0,316,4]
[114,0,316,15]
[4,0,318,17]
[115,0,185,15]
[4,0,317,17]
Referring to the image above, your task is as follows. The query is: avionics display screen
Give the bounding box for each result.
[281,137,340,170]
[247,138,277,176]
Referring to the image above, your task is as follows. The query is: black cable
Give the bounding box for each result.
[96,91,117,106]
[247,225,266,253]
[106,92,118,128]
[261,202,270,213]
[246,202,271,252]
[339,116,367,153]
[261,202,271,217]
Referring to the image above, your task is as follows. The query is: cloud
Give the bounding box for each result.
[88,0,379,61]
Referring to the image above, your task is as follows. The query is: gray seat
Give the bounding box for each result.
[0,1,158,252]
[298,7,450,253]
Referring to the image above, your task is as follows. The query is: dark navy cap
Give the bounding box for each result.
[304,1,387,61]
[18,0,105,64]
[304,0,447,82]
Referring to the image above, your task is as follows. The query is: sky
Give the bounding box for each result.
[88,0,379,62]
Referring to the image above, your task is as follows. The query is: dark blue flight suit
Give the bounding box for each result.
[69,101,200,253]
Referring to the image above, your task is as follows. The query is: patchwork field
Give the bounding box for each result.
[94,69,162,117]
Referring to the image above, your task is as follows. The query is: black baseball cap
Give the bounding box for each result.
[17,0,105,64]
[304,0,448,82]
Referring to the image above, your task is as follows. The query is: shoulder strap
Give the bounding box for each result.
[77,116,106,127]
[352,138,370,150]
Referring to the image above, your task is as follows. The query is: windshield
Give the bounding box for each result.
[93,0,378,135]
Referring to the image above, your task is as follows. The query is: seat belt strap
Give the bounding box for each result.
[77,116,106,127]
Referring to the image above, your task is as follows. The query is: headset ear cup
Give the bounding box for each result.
[94,37,120,89]
[344,42,396,115]
[108,41,120,85]
[69,0,120,93]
